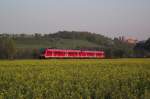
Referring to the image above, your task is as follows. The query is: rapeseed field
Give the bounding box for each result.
[0,59,149,99]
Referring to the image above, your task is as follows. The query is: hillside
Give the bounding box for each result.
[14,37,100,49]
[0,31,134,58]
[13,31,115,50]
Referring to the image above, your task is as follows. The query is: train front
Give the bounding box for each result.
[39,48,47,59]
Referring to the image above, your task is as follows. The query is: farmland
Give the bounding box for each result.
[0,59,150,99]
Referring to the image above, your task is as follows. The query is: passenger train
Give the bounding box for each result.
[39,48,105,59]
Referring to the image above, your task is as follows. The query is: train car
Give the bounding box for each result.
[39,48,105,59]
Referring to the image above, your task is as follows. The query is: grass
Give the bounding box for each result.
[14,38,100,49]
[0,59,150,99]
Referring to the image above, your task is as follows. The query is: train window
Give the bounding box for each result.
[47,51,52,55]
[87,53,95,56]
[54,52,59,55]
[68,52,78,56]
[96,53,102,56]
[54,51,65,56]
[79,52,86,56]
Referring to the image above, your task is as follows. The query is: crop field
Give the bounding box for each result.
[0,59,150,99]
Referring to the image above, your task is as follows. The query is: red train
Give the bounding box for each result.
[39,48,105,59]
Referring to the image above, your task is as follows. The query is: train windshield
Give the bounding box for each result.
[39,48,46,54]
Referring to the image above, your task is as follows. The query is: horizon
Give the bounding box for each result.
[0,0,150,40]
[0,31,145,41]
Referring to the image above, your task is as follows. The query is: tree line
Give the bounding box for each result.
[0,31,150,59]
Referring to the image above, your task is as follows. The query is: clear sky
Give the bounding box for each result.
[0,0,150,40]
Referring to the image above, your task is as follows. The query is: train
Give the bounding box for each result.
[39,48,105,59]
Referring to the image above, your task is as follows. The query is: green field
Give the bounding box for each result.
[0,59,150,99]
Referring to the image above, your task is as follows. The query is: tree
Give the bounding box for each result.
[113,49,125,58]
[144,38,150,51]
[0,37,16,59]
[134,39,150,58]
[104,48,113,58]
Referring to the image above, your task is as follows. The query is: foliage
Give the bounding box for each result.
[144,38,150,51]
[13,31,134,58]
[134,38,150,57]
[14,48,35,59]
[0,59,149,99]
[0,37,16,59]
[0,31,139,58]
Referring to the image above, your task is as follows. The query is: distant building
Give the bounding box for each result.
[125,37,138,44]
[118,36,138,44]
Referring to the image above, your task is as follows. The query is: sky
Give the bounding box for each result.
[0,0,150,40]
